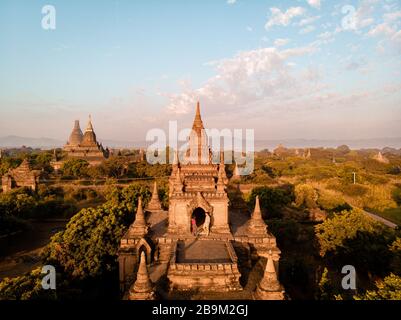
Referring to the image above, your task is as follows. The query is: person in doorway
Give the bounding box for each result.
[191,217,197,236]
[204,213,211,236]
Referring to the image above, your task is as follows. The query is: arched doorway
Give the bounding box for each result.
[192,207,206,227]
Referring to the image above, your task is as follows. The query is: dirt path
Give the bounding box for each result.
[364,211,398,229]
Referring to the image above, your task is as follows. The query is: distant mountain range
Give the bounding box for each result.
[0,135,400,150]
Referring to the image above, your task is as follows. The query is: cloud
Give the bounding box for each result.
[353,0,379,30]
[368,23,396,37]
[265,7,306,29]
[274,38,290,47]
[300,25,316,34]
[383,10,401,23]
[165,45,321,116]
[306,0,321,9]
[367,8,401,53]
[227,0,236,4]
[299,15,321,26]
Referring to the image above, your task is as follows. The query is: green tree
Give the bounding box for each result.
[61,159,89,177]
[294,184,318,209]
[354,274,401,300]
[42,183,151,280]
[0,268,57,300]
[248,185,295,219]
[315,208,396,276]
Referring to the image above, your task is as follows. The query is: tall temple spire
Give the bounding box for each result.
[128,251,155,300]
[187,102,209,164]
[192,101,204,129]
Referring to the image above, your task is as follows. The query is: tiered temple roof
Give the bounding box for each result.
[63,116,109,165]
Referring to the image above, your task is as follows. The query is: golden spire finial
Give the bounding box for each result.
[192,101,203,129]
[86,114,94,132]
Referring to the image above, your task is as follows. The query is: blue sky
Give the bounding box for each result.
[0,0,400,142]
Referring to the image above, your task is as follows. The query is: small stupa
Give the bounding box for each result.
[127,197,148,238]
[147,181,162,211]
[373,151,389,164]
[128,251,155,300]
[247,196,268,236]
[254,250,285,300]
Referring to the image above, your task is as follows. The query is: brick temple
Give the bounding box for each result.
[1,159,42,192]
[63,116,109,165]
[118,103,285,300]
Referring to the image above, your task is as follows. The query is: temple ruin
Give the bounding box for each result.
[1,159,42,192]
[118,103,284,300]
[63,116,109,165]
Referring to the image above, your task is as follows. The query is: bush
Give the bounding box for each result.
[392,187,401,206]
[341,184,368,197]
[61,159,89,178]
[317,190,347,212]
[363,185,397,212]
[294,184,317,209]
[354,274,401,300]
[0,268,57,300]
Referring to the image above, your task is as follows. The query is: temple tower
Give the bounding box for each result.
[167,102,230,235]
[63,116,108,165]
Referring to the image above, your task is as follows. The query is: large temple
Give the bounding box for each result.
[118,103,284,300]
[63,116,109,165]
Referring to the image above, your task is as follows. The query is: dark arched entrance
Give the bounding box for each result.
[192,207,206,227]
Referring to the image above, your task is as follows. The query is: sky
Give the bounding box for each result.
[0,0,400,143]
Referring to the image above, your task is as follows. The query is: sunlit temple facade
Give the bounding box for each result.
[118,103,284,300]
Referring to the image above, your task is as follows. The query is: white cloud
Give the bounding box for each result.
[307,0,321,9]
[383,10,401,22]
[366,6,401,53]
[227,0,236,4]
[368,23,396,37]
[274,38,290,47]
[353,0,379,30]
[300,25,316,34]
[265,7,306,29]
[299,15,321,26]
[165,45,320,116]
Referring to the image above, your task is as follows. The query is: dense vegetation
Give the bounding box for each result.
[1,146,401,300]
[0,183,152,300]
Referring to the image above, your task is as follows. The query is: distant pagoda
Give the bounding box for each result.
[63,116,109,165]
